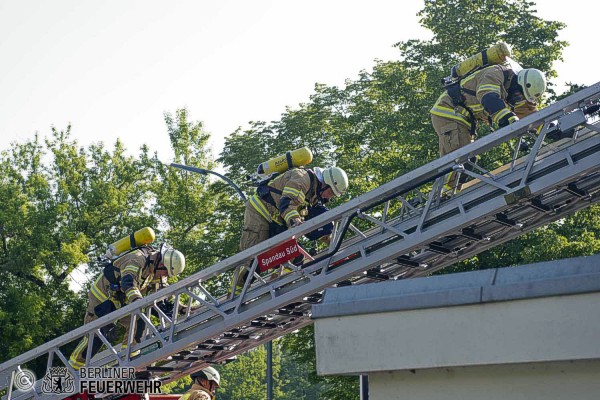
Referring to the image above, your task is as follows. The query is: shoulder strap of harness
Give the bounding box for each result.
[306,168,317,195]
[103,261,120,286]
[446,77,477,137]
[103,245,154,286]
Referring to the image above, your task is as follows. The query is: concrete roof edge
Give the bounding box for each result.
[312,254,600,319]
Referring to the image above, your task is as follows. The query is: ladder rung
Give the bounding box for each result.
[365,269,390,281]
[250,321,278,329]
[172,355,202,361]
[146,366,178,372]
[428,242,452,255]
[222,333,254,340]
[197,344,229,350]
[461,227,484,241]
[530,197,552,212]
[277,309,305,317]
[396,255,419,268]
[304,294,323,303]
[566,183,588,197]
[495,213,518,227]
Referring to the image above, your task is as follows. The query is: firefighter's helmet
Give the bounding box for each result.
[160,244,185,277]
[191,367,221,386]
[322,166,349,196]
[517,68,546,103]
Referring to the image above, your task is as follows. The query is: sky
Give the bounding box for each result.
[1,0,596,166]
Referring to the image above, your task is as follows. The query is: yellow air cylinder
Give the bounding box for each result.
[256,147,313,175]
[451,42,512,79]
[107,227,155,257]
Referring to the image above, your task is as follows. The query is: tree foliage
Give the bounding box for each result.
[0,127,159,369]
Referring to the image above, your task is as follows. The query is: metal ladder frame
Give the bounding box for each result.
[2,82,600,400]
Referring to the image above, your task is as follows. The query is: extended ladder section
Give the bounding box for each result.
[2,83,600,400]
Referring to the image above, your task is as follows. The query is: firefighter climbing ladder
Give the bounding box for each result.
[2,82,600,400]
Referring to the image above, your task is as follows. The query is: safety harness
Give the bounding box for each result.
[444,66,514,136]
[102,245,155,297]
[256,168,319,211]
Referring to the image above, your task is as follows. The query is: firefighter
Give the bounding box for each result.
[431,65,546,190]
[232,166,349,293]
[179,367,220,400]
[68,244,185,370]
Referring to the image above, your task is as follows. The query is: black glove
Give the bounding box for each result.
[155,299,175,318]
[101,323,121,343]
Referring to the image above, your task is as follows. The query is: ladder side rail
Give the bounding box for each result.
[131,185,510,368]
[162,159,600,383]
[413,192,600,280]
[19,122,600,372]
[387,142,600,278]
[165,317,315,384]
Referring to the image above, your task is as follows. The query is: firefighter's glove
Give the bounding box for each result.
[498,113,519,128]
[290,217,303,228]
[513,100,537,119]
[101,323,121,343]
[156,299,175,318]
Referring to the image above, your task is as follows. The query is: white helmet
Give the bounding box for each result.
[517,68,546,103]
[192,366,220,386]
[322,166,349,196]
[160,245,185,277]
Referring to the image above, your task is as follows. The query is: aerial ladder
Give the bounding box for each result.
[2,82,600,400]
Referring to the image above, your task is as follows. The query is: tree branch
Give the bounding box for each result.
[0,263,47,289]
[183,220,199,236]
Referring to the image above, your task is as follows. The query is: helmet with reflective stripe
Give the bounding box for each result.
[517,68,546,103]
[322,166,349,197]
[191,367,221,386]
[160,244,185,277]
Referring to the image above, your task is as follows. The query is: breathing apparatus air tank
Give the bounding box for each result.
[107,227,155,258]
[256,147,313,175]
[451,42,512,79]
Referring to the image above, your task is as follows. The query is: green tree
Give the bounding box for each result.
[217,346,284,400]
[154,108,243,296]
[0,127,158,371]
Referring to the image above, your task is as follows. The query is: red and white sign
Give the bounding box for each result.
[257,238,302,272]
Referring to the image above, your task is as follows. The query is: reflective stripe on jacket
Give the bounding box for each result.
[115,249,154,303]
[250,168,320,227]
[431,65,537,128]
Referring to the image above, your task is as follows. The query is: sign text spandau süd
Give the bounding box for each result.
[257,239,301,272]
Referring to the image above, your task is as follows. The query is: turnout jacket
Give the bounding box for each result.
[178,384,214,400]
[90,249,158,306]
[249,168,321,227]
[431,65,537,130]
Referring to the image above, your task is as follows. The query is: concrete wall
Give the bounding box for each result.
[314,292,600,375]
[370,361,600,400]
[312,255,600,400]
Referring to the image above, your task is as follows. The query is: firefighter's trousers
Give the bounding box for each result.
[68,290,143,369]
[431,114,474,190]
